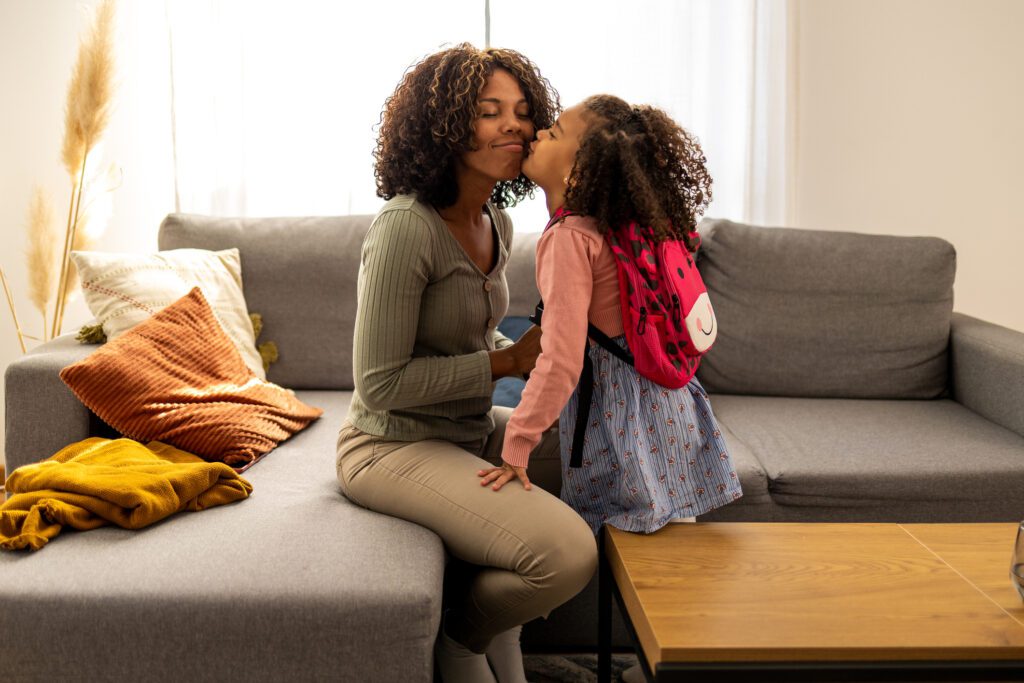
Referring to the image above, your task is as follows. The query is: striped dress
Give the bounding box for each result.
[560,335,741,534]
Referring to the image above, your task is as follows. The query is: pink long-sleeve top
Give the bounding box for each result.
[501,214,624,468]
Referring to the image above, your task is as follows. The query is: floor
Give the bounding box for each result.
[523,653,638,683]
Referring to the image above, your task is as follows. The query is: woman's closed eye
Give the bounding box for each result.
[479,108,531,119]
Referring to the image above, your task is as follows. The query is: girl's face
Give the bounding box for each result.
[459,68,535,184]
[522,103,590,189]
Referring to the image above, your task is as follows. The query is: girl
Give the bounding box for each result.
[479,95,743,534]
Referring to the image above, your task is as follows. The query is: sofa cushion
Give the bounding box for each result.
[159,214,372,390]
[71,247,266,378]
[692,417,773,521]
[696,220,955,399]
[709,394,1024,522]
[505,231,541,317]
[0,391,444,682]
[59,288,323,470]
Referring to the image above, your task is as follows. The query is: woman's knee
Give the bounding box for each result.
[524,510,597,599]
[554,516,599,593]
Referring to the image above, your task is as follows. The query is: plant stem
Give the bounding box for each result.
[1,267,28,354]
[52,177,78,339]
[53,148,89,338]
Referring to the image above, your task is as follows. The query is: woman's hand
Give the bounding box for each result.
[489,325,542,380]
[477,462,532,491]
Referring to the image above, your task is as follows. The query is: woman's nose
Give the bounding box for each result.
[501,112,522,134]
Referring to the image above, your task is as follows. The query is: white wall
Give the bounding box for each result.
[795,0,1024,332]
[0,1,174,470]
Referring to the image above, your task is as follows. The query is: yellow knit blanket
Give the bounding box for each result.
[0,437,252,551]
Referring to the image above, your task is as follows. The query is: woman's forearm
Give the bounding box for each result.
[356,350,494,411]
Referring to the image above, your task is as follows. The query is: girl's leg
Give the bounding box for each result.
[336,421,596,654]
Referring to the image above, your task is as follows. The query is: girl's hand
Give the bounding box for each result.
[477,462,532,491]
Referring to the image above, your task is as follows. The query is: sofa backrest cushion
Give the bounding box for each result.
[159,213,372,390]
[695,219,955,399]
[505,231,542,317]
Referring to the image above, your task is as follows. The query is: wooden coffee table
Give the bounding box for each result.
[598,523,1024,682]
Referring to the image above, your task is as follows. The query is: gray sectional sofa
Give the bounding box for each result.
[4,213,1023,681]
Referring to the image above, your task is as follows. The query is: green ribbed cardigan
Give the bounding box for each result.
[347,194,516,441]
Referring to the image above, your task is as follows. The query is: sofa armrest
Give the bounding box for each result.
[4,334,99,473]
[949,312,1024,438]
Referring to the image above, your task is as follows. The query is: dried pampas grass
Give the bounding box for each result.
[61,0,116,181]
[26,186,59,334]
[4,0,118,352]
[53,0,117,338]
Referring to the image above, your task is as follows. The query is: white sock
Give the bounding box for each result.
[670,516,696,523]
[621,662,645,683]
[436,628,497,683]
[484,624,527,683]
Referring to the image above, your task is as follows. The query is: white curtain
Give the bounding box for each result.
[166,0,483,217]
[491,0,799,231]
[165,0,797,227]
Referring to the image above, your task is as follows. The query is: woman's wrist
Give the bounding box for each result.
[489,348,516,380]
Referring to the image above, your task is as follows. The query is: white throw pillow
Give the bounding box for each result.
[71,248,265,379]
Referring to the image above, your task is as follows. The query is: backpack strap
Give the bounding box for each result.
[569,351,593,469]
[530,302,634,366]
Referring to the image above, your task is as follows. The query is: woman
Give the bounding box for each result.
[336,44,597,683]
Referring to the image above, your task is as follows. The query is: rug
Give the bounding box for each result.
[522,653,638,683]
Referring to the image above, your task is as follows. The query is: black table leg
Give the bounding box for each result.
[598,526,612,683]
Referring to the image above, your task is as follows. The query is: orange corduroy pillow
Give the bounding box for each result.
[60,287,322,470]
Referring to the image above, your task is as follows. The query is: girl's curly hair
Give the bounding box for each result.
[565,95,713,250]
[374,43,559,210]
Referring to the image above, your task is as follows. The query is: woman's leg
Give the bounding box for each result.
[336,420,596,653]
[475,407,564,682]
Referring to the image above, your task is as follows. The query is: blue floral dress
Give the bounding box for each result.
[559,335,742,534]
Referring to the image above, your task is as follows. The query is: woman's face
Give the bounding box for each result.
[522,103,590,190]
[459,68,535,185]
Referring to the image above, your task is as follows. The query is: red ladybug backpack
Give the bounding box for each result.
[605,216,717,387]
[529,208,718,466]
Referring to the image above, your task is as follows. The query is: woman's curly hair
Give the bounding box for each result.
[374,43,559,209]
[565,95,713,250]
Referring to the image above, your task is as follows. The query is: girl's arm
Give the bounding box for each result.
[500,223,599,467]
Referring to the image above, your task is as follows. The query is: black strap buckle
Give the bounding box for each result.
[528,300,544,327]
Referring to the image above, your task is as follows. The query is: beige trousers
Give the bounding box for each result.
[336,407,597,653]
